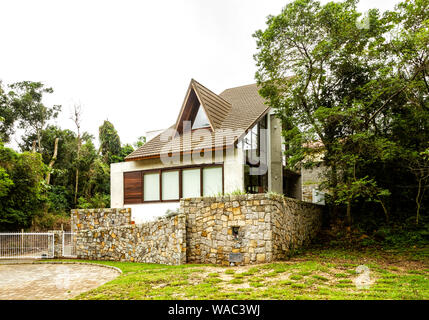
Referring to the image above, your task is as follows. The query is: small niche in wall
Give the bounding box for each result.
[232,226,240,240]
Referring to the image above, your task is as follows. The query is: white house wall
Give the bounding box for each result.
[110,148,244,223]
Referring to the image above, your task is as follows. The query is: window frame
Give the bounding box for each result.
[123,164,224,204]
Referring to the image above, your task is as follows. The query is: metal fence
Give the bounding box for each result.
[0,232,54,259]
[62,232,77,257]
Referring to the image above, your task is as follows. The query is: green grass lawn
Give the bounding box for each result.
[66,247,428,300]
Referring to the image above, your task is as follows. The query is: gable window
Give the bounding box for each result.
[192,106,211,129]
[123,164,223,204]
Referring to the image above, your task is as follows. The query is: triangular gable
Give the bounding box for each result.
[175,79,232,134]
[192,105,211,129]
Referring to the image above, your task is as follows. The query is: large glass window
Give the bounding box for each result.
[182,168,201,198]
[203,167,222,196]
[144,172,160,201]
[126,165,223,203]
[162,170,179,200]
[241,115,268,193]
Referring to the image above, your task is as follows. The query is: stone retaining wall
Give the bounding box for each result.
[269,195,322,260]
[71,208,132,232]
[72,194,323,266]
[181,194,322,266]
[75,215,186,265]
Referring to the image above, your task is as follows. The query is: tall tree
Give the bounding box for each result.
[0,144,47,230]
[99,120,121,165]
[8,81,61,152]
[253,0,423,225]
[0,82,17,143]
[71,104,83,206]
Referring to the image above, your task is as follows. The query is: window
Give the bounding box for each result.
[203,167,223,196]
[182,168,201,198]
[123,165,223,203]
[241,115,268,194]
[162,170,179,200]
[144,172,160,201]
[192,106,211,129]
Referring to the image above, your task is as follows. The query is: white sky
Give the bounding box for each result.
[0,0,400,149]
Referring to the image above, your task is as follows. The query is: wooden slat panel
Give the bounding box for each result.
[124,171,142,204]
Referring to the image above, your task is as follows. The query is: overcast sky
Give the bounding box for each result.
[1,0,400,149]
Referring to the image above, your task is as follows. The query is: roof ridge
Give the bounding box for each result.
[191,79,233,107]
[219,82,259,95]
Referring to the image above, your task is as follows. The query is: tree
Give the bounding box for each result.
[254,0,429,226]
[381,0,429,223]
[0,144,47,230]
[8,81,61,152]
[0,82,17,143]
[71,104,83,205]
[99,120,121,165]
[134,136,146,149]
[254,0,392,223]
[45,137,59,185]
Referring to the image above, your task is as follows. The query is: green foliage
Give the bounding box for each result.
[0,166,13,197]
[99,120,122,165]
[8,81,61,151]
[0,82,17,143]
[0,144,47,231]
[111,144,134,163]
[254,0,429,226]
[46,185,71,214]
[134,136,146,149]
[31,212,71,231]
[77,193,110,209]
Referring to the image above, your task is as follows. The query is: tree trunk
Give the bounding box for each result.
[346,199,352,226]
[71,104,82,207]
[37,131,41,153]
[74,133,81,205]
[45,137,59,185]
[74,168,79,205]
[378,197,389,223]
[416,178,422,225]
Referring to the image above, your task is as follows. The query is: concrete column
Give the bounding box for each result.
[110,162,124,208]
[48,230,64,258]
[268,113,283,194]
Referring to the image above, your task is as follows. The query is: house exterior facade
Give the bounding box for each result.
[110,79,286,223]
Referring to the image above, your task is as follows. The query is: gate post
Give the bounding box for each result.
[48,230,64,258]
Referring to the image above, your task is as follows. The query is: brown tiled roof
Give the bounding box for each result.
[191,79,232,129]
[125,81,270,161]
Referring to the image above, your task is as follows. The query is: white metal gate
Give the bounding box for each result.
[62,232,77,257]
[0,232,54,259]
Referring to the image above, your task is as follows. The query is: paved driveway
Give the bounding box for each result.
[0,263,120,300]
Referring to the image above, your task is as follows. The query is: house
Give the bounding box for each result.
[110,79,320,223]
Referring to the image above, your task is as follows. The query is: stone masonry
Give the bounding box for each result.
[71,208,132,232]
[73,194,323,266]
[75,215,186,265]
[182,193,322,266]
